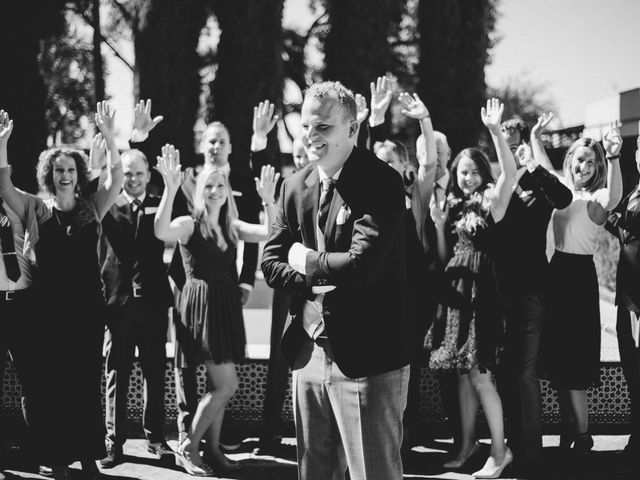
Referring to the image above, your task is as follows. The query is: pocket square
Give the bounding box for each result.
[336,205,351,225]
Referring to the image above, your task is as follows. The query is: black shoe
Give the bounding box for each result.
[99,445,123,469]
[219,431,244,453]
[39,465,54,477]
[147,441,174,457]
[253,435,282,456]
[572,433,593,454]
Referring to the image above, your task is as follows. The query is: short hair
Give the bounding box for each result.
[36,147,90,195]
[448,147,494,199]
[563,137,607,193]
[121,149,149,169]
[501,119,530,144]
[304,81,357,122]
[202,121,231,144]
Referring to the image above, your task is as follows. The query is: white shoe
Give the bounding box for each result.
[472,447,513,479]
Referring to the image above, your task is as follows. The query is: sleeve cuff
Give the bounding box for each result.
[238,283,253,292]
[251,135,268,152]
[288,242,312,275]
[312,285,336,294]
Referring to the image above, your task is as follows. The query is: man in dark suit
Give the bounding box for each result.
[99,149,174,467]
[261,82,412,480]
[607,135,640,470]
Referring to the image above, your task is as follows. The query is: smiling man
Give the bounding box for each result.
[261,82,413,480]
[99,149,174,467]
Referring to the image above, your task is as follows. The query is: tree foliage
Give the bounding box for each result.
[417,0,498,155]
[0,1,68,192]
[208,0,284,173]
[487,75,556,127]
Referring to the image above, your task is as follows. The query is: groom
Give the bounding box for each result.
[261,81,412,480]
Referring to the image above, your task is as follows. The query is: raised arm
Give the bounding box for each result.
[369,76,392,128]
[250,99,278,171]
[130,98,164,143]
[481,98,518,222]
[91,101,124,219]
[234,165,280,242]
[154,144,194,243]
[429,198,449,265]
[0,110,28,217]
[595,120,624,212]
[530,113,555,172]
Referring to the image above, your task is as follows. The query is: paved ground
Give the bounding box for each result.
[2,433,636,480]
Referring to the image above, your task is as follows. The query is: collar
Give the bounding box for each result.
[123,192,146,205]
[317,166,343,183]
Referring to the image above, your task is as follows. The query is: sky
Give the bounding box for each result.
[106,0,640,143]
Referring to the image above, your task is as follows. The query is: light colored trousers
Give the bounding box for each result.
[292,337,410,480]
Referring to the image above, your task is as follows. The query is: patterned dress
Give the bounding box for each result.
[425,191,505,373]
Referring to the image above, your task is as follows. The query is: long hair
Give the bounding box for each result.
[563,137,607,193]
[192,166,239,246]
[36,147,90,195]
[448,147,494,200]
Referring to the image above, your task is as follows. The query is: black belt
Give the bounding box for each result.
[0,288,30,303]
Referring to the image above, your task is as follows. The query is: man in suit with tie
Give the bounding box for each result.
[607,135,640,470]
[261,82,412,480]
[99,149,174,467]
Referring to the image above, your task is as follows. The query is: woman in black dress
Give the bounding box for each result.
[0,103,123,479]
[154,145,278,476]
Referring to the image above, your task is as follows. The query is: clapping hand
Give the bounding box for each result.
[156,144,182,193]
[95,101,116,140]
[369,76,393,125]
[603,120,623,157]
[398,92,430,120]
[89,133,108,170]
[132,99,163,142]
[253,100,279,139]
[355,94,369,125]
[481,98,504,134]
[255,165,280,204]
[531,112,554,140]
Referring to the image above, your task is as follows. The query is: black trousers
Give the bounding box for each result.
[104,299,168,447]
[261,287,293,439]
[617,306,640,451]
[498,290,544,463]
[0,291,36,466]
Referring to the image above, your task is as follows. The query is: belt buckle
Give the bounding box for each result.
[5,290,15,301]
[132,286,142,298]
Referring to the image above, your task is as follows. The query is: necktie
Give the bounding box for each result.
[317,178,336,234]
[0,200,21,282]
[131,198,142,223]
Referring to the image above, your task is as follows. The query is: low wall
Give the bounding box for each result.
[0,358,631,432]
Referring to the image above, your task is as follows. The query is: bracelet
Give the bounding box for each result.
[420,115,431,120]
[606,154,621,160]
[262,200,275,207]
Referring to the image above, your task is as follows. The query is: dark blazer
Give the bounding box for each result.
[100,192,173,308]
[606,189,640,309]
[261,146,412,378]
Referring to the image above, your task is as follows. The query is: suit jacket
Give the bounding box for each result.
[100,193,173,308]
[261,146,412,378]
[606,189,640,310]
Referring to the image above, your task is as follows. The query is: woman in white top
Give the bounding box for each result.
[531,118,623,454]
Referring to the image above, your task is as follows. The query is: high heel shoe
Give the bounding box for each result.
[472,447,513,479]
[175,447,215,477]
[210,455,242,473]
[573,433,594,454]
[81,459,102,480]
[443,441,481,469]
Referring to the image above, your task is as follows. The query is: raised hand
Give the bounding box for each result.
[430,200,448,229]
[254,164,280,204]
[253,100,279,139]
[603,120,623,157]
[156,144,182,192]
[89,133,108,170]
[481,98,504,134]
[369,76,393,124]
[515,144,535,170]
[398,92,430,120]
[355,93,369,124]
[0,110,14,149]
[531,112,554,140]
[132,99,163,142]
[95,101,116,140]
